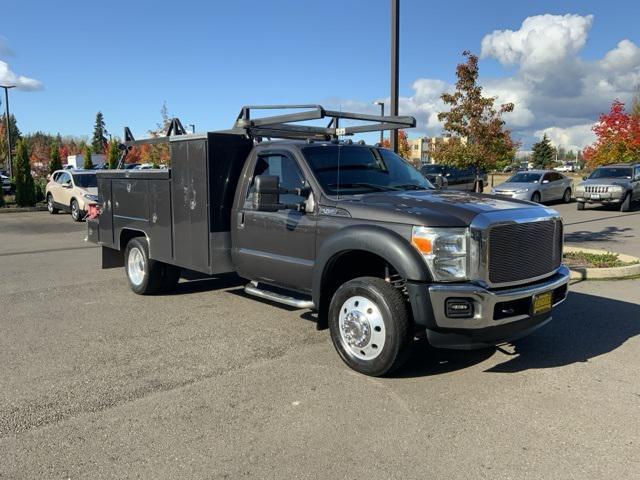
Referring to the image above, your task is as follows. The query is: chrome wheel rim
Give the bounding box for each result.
[338,295,386,361]
[47,197,53,212]
[71,202,79,219]
[127,247,145,286]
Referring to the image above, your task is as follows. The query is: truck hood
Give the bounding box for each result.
[335,189,537,227]
[579,178,630,187]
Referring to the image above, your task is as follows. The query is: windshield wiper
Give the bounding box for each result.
[328,182,398,192]
[393,183,430,191]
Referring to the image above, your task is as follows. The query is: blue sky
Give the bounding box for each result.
[2,0,640,149]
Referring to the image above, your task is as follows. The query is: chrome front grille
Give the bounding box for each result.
[585,185,609,193]
[487,219,562,285]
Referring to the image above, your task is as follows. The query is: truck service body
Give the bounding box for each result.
[87,106,570,376]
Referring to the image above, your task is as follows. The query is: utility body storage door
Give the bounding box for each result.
[170,139,210,270]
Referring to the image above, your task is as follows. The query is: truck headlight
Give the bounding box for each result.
[575,185,585,193]
[411,227,468,281]
[609,185,623,193]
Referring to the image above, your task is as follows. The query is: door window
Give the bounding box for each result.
[250,154,306,205]
[57,172,71,185]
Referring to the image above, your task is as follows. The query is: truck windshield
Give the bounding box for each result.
[73,173,97,188]
[589,167,632,179]
[302,145,433,195]
[508,172,542,183]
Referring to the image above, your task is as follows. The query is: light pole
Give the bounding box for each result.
[390,0,399,154]
[374,101,385,145]
[1,85,16,178]
[188,124,195,134]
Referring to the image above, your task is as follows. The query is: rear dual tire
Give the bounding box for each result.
[328,276,412,377]
[125,237,181,295]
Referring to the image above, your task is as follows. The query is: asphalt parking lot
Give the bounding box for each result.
[1,206,639,479]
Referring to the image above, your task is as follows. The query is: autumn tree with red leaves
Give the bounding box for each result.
[381,129,412,163]
[583,100,640,168]
[432,51,518,184]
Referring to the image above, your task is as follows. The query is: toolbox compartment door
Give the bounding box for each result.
[97,178,115,247]
[171,139,210,270]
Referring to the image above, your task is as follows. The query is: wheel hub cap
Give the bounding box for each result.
[342,311,371,348]
[127,247,145,286]
[338,295,386,361]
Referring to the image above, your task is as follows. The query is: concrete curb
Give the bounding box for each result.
[0,206,48,214]
[564,246,640,280]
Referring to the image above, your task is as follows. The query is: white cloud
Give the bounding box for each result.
[534,124,595,152]
[0,38,43,91]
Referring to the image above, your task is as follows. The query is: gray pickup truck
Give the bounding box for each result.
[87,105,570,376]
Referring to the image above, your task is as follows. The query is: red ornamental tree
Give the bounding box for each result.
[583,100,640,168]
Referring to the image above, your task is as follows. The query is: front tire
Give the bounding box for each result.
[124,237,163,295]
[47,194,59,214]
[563,188,572,203]
[531,191,541,203]
[70,199,82,221]
[620,192,631,212]
[328,276,412,377]
[577,201,585,211]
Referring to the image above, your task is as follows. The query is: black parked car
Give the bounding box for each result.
[420,164,487,192]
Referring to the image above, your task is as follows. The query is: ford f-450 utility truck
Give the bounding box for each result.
[87,105,570,376]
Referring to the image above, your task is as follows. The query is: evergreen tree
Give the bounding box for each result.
[531,134,556,168]
[14,139,36,207]
[49,143,63,173]
[83,145,94,169]
[107,139,120,169]
[91,111,107,153]
[0,113,21,172]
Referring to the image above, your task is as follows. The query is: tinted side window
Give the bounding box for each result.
[251,154,305,205]
[635,166,640,179]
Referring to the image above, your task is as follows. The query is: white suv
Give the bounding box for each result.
[45,170,99,221]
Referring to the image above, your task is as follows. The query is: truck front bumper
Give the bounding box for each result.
[406,265,570,349]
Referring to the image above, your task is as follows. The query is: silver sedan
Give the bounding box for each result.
[491,170,573,203]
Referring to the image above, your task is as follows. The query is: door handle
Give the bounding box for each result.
[237,211,245,228]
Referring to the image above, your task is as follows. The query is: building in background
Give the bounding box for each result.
[408,135,467,165]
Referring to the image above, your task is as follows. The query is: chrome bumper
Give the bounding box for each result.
[427,265,570,330]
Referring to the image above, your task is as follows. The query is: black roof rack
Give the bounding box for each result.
[121,104,416,148]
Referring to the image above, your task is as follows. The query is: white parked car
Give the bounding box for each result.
[554,162,577,173]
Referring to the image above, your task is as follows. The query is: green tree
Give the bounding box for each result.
[83,145,94,169]
[432,51,517,187]
[0,113,22,173]
[14,139,36,206]
[531,134,556,168]
[91,111,107,153]
[107,139,120,169]
[49,143,63,173]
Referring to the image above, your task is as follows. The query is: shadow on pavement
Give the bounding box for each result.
[564,225,634,244]
[486,291,640,372]
[161,272,245,296]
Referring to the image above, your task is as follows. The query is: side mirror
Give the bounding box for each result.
[542,179,550,184]
[582,176,588,181]
[62,182,72,188]
[252,175,281,212]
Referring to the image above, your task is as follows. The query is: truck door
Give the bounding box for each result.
[233,151,316,292]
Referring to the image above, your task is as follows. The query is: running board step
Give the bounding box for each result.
[244,282,314,309]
